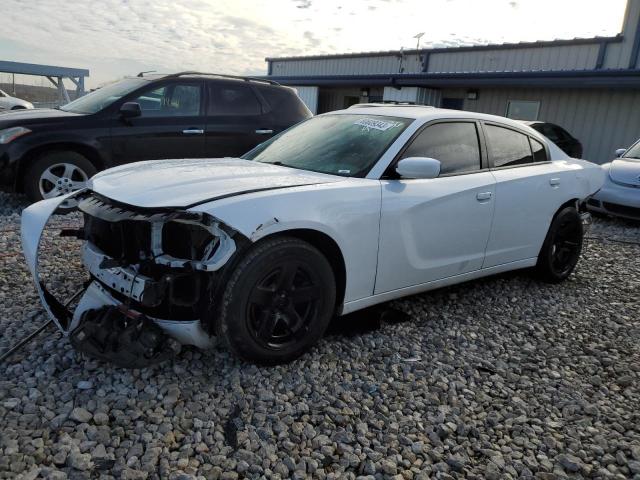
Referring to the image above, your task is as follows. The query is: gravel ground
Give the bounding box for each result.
[1,191,639,480]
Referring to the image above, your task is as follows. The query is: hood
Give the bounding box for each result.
[609,158,640,187]
[0,108,83,128]
[88,158,343,208]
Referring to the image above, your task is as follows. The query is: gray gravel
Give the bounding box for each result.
[1,190,639,480]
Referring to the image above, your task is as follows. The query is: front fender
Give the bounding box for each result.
[188,181,383,304]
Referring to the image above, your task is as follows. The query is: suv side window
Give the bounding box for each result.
[131,83,201,117]
[255,85,312,124]
[209,84,262,116]
[485,124,533,167]
[400,122,481,175]
[551,125,572,142]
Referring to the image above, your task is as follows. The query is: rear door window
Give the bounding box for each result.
[485,124,533,167]
[209,84,262,116]
[530,138,548,163]
[400,122,481,175]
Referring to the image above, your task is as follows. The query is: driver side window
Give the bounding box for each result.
[131,83,201,117]
[401,122,481,175]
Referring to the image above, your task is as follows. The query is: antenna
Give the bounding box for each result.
[414,32,425,69]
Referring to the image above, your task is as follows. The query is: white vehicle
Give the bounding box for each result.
[587,141,640,221]
[0,89,34,111]
[22,105,604,367]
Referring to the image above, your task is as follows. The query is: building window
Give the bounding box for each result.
[506,100,540,121]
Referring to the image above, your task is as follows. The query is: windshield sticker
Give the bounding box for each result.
[354,118,403,132]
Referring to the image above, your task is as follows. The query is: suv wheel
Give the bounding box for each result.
[217,236,336,364]
[24,151,97,207]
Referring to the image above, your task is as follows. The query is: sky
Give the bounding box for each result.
[0,0,629,88]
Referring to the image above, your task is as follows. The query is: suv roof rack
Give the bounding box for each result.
[157,71,281,86]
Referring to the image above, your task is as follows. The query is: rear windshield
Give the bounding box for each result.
[243,114,412,177]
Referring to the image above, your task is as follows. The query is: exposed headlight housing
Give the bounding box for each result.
[0,126,31,144]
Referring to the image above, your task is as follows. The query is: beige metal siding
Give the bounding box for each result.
[427,44,601,73]
[292,86,319,114]
[459,88,640,162]
[270,53,424,76]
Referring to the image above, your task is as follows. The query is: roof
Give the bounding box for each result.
[139,71,281,86]
[329,104,535,126]
[266,35,622,62]
[265,69,640,89]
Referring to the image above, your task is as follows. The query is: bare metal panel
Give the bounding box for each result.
[427,44,600,73]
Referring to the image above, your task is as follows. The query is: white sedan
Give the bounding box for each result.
[0,89,34,111]
[22,105,604,366]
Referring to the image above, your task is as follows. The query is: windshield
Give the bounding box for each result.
[60,78,148,114]
[623,142,640,160]
[243,114,412,177]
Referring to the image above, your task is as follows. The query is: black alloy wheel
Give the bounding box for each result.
[246,261,322,350]
[217,236,336,364]
[536,206,583,283]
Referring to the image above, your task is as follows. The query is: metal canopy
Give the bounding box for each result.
[0,60,90,105]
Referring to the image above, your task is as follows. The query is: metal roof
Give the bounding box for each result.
[266,69,640,89]
[0,60,89,78]
[266,35,623,63]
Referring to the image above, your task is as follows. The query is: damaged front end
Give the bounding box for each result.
[21,190,243,368]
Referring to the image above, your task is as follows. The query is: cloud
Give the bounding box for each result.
[293,0,313,8]
[0,0,627,87]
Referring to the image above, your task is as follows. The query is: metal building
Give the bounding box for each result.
[266,0,640,162]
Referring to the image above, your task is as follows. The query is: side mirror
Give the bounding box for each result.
[396,157,441,179]
[615,148,626,158]
[119,102,141,119]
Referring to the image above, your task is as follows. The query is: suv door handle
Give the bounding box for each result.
[476,191,492,201]
[183,128,204,135]
[549,178,561,187]
[255,129,273,134]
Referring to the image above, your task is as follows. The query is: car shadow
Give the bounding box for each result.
[325,303,411,337]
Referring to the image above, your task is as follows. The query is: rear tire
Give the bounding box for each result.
[217,236,336,364]
[535,206,583,283]
[23,150,96,205]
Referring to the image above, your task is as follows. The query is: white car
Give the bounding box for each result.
[587,141,640,221]
[21,105,604,367]
[0,89,34,111]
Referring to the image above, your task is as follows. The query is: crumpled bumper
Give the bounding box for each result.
[21,190,215,351]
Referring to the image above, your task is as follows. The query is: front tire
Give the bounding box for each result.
[23,150,96,206]
[217,236,336,364]
[536,206,583,283]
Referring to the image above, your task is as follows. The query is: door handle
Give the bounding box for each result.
[255,129,273,134]
[476,191,492,201]
[549,177,561,187]
[182,128,204,135]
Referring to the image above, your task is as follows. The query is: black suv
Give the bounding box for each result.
[0,72,311,202]
[524,121,583,158]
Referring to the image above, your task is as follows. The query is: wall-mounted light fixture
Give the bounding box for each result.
[467,90,478,100]
[361,88,370,97]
